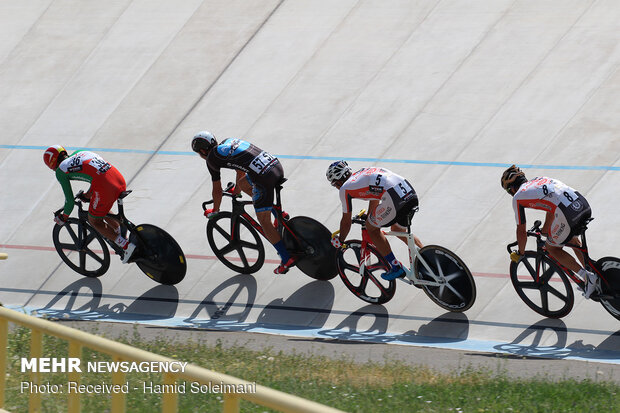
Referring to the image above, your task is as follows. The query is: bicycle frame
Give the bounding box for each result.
[352,212,445,287]
[207,181,305,250]
[510,219,609,292]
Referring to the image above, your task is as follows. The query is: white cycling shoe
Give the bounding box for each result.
[121,242,137,264]
[582,271,598,299]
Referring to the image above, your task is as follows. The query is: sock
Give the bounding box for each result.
[115,235,129,248]
[273,240,290,263]
[384,252,399,269]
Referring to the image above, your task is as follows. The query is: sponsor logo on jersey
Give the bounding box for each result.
[570,200,582,211]
[369,185,383,194]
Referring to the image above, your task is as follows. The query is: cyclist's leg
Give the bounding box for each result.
[392,193,423,248]
[235,170,253,196]
[87,170,125,243]
[88,168,134,261]
[367,192,406,280]
[250,164,293,272]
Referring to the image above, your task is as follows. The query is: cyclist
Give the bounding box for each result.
[191,131,295,274]
[327,161,423,281]
[501,165,597,298]
[44,145,136,263]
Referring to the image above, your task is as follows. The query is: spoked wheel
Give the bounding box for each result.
[131,224,186,285]
[414,245,476,312]
[336,240,395,304]
[52,218,110,277]
[282,216,338,280]
[596,257,620,321]
[206,212,265,274]
[509,251,573,318]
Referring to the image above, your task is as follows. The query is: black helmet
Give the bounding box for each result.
[191,131,217,154]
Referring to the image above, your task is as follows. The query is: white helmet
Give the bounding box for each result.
[326,160,352,185]
[191,131,217,154]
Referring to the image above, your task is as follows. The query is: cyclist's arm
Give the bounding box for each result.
[211,180,223,211]
[541,211,553,236]
[55,168,75,216]
[516,223,527,255]
[338,212,353,241]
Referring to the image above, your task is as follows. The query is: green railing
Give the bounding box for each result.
[0,306,345,413]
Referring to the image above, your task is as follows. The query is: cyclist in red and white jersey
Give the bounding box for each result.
[44,145,136,263]
[501,165,596,298]
[327,161,423,281]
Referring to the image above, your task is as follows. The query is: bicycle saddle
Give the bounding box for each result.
[119,190,132,199]
[276,177,288,190]
[575,217,594,235]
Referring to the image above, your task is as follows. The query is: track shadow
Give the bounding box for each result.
[183,274,257,330]
[317,304,391,343]
[492,318,620,360]
[396,312,470,344]
[35,278,179,321]
[255,280,334,329]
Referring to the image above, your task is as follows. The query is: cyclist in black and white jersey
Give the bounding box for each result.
[191,131,295,274]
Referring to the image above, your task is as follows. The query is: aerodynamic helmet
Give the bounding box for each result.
[326,160,352,186]
[43,145,67,170]
[191,131,217,154]
[501,164,527,193]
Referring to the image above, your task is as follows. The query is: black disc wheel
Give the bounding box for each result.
[206,212,265,274]
[131,224,186,285]
[337,240,395,304]
[52,218,110,277]
[596,257,620,321]
[509,251,573,318]
[282,216,338,280]
[415,245,476,312]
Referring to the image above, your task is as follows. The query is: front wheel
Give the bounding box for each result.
[336,240,395,304]
[52,218,110,277]
[596,256,620,321]
[132,224,186,285]
[509,251,573,318]
[206,212,265,274]
[414,245,476,312]
[282,216,338,280]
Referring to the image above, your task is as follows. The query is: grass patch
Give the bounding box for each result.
[2,325,619,412]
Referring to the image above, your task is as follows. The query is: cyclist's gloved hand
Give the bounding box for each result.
[510,251,523,263]
[54,213,69,226]
[204,208,219,219]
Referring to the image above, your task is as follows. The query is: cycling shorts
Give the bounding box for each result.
[89,166,127,217]
[245,161,284,212]
[547,192,591,247]
[368,184,418,228]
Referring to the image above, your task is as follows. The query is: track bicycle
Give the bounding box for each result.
[52,191,186,285]
[203,180,338,280]
[507,219,620,320]
[335,210,476,310]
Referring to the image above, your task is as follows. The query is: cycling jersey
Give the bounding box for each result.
[339,167,417,227]
[205,138,280,183]
[56,150,126,217]
[205,139,283,212]
[512,176,591,245]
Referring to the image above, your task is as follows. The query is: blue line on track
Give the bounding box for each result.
[2,144,619,171]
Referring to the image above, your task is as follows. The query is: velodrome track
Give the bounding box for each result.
[1,0,620,367]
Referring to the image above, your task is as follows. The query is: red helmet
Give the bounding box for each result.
[43,145,67,170]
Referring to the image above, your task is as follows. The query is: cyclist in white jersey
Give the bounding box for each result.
[501,165,597,298]
[326,161,423,281]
